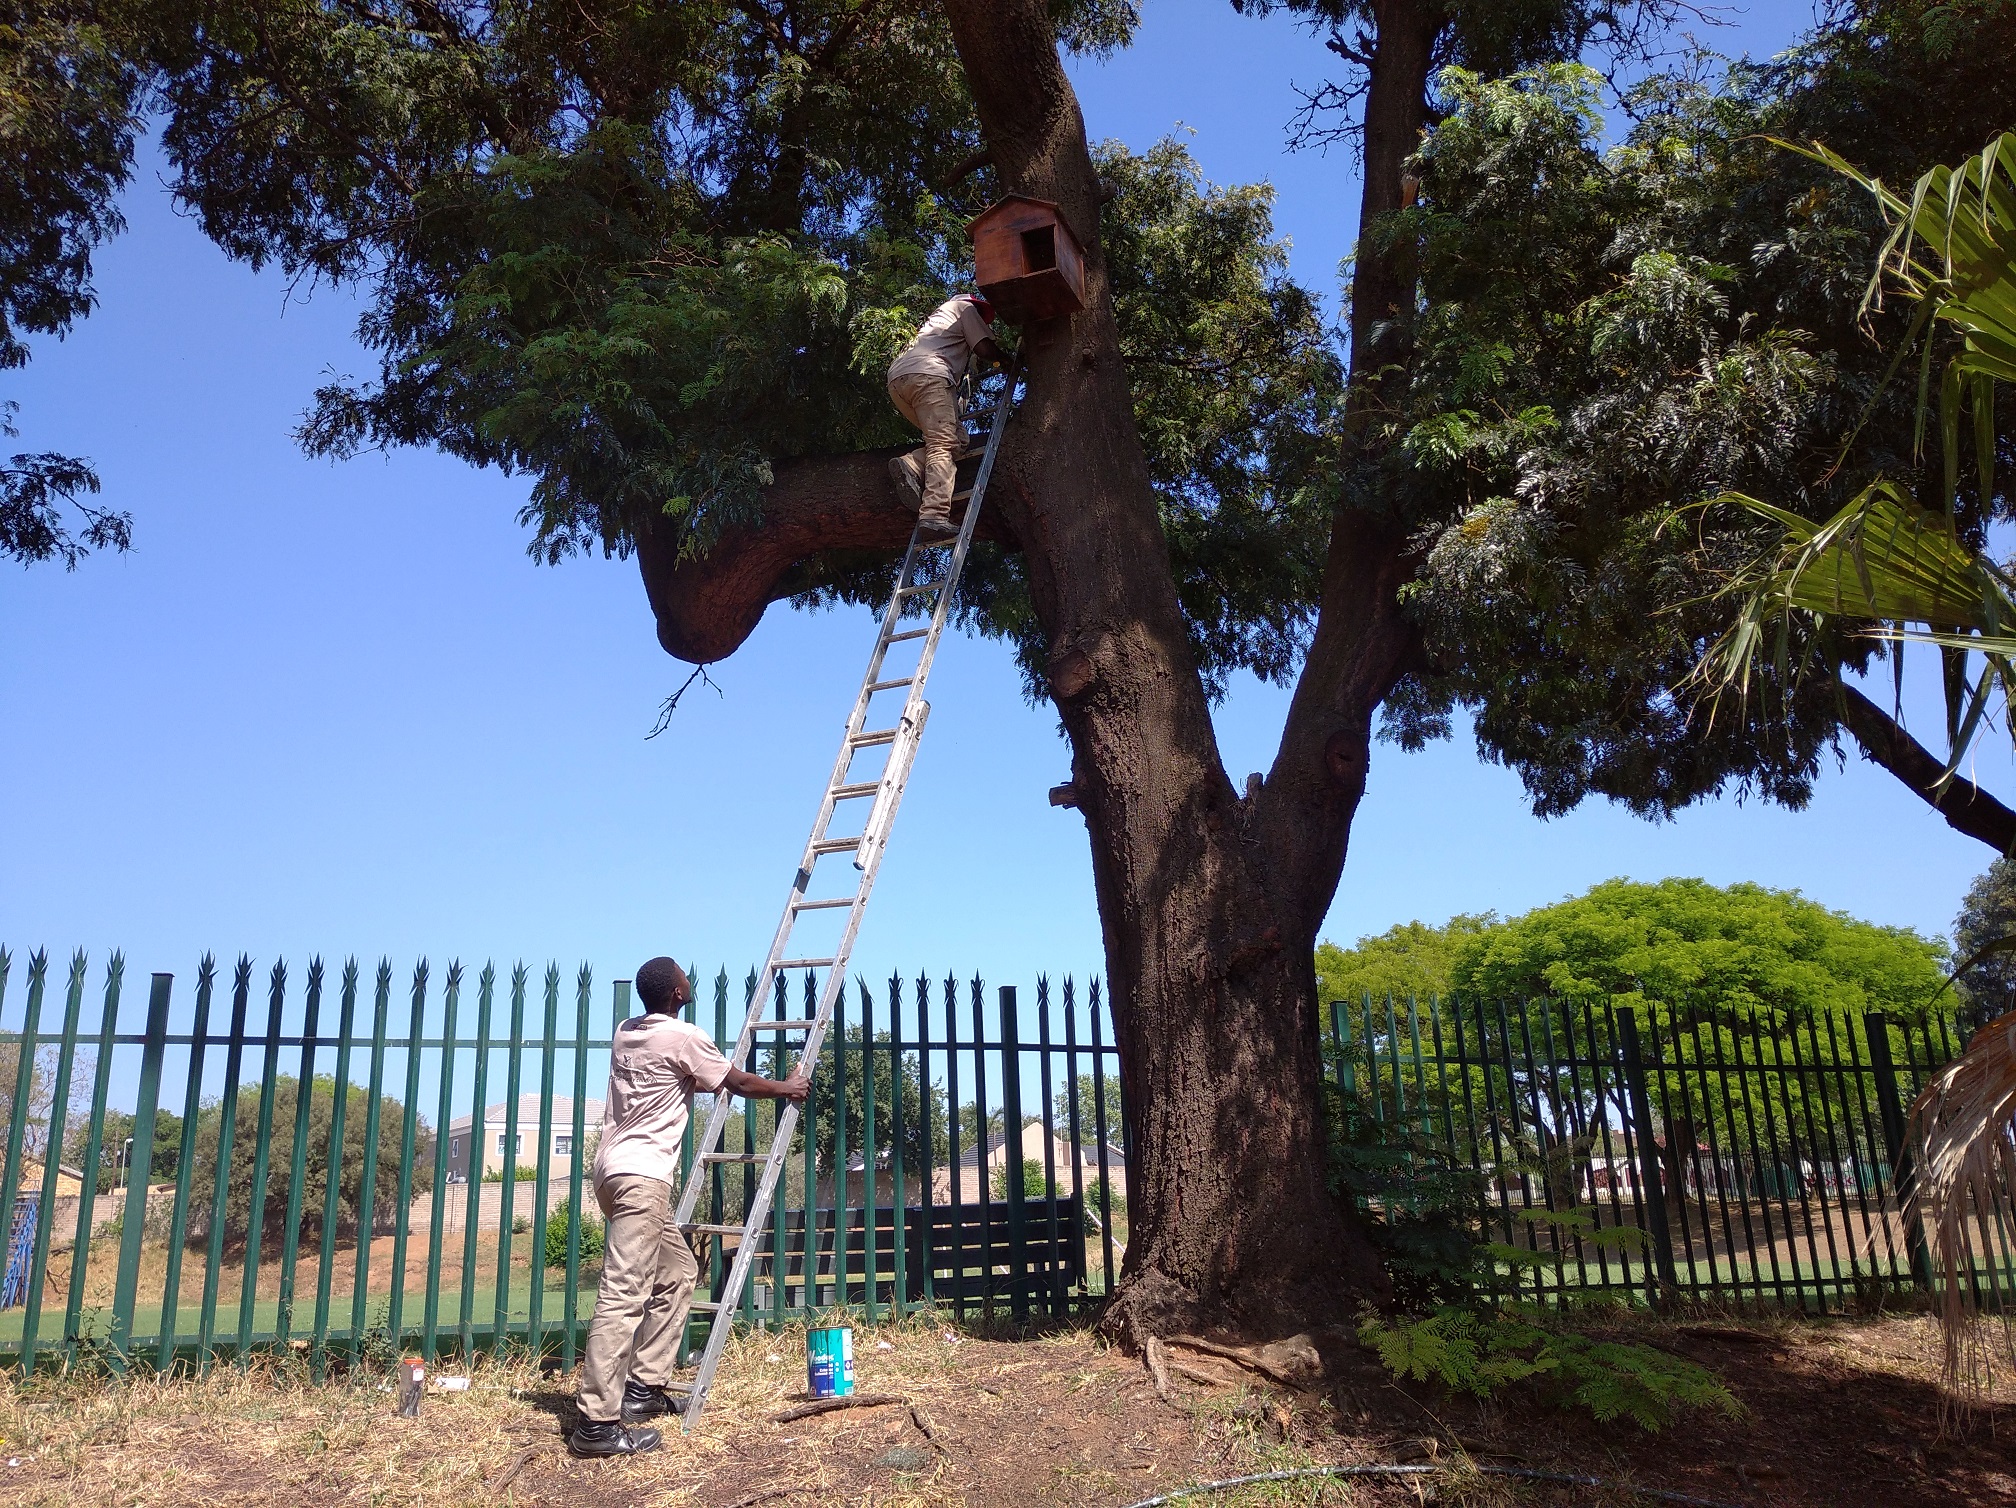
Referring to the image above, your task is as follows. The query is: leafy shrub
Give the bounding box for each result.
[545,1197,606,1268]
[1326,1077,1492,1309]
[1085,1176,1127,1219]
[1357,1307,1743,1432]
[483,1164,540,1184]
[991,1157,1049,1199]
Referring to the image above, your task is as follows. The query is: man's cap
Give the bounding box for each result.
[967,292,995,323]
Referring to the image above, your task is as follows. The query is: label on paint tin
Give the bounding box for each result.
[806,1325,856,1399]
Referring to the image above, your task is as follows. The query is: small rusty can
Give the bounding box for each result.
[396,1358,424,1417]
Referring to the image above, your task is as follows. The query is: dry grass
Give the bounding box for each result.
[0,1308,2012,1507]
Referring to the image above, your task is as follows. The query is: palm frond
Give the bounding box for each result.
[1903,1016,2016,1397]
[1786,133,2016,503]
[1690,483,2016,778]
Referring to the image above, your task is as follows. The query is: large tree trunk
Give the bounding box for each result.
[940,0,1425,1343]
[637,0,1440,1343]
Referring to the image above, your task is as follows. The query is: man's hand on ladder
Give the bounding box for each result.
[720,1063,814,1102]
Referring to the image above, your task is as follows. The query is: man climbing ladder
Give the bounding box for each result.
[887,291,1007,532]
[652,349,1021,1433]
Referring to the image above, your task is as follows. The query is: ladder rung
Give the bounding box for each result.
[851,728,899,747]
[866,677,915,693]
[832,781,882,799]
[751,1018,817,1032]
[775,957,836,970]
[810,836,862,853]
[791,897,855,911]
[886,628,929,643]
[686,1222,749,1237]
[895,581,946,597]
[950,487,974,501]
[703,1152,769,1163]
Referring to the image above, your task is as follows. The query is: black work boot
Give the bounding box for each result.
[887,455,924,510]
[567,1418,663,1457]
[621,1378,686,1422]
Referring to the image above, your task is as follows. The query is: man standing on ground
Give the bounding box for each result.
[569,956,811,1457]
[887,292,1007,534]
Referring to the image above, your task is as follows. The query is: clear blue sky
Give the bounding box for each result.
[3,0,1993,1019]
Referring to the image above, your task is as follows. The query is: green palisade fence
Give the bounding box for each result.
[1329,994,2014,1312]
[0,952,1131,1372]
[3,946,2002,1377]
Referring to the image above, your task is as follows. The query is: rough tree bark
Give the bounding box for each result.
[637,0,1447,1342]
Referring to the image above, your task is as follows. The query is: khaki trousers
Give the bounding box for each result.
[887,370,961,519]
[577,1173,699,1422]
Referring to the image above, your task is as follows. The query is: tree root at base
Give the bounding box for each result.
[771,1392,906,1423]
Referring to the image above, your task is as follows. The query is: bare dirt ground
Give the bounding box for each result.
[0,1308,2010,1508]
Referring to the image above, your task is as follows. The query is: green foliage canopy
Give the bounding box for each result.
[1375,1,2016,823]
[1448,877,1950,1028]
[1953,856,2016,1023]
[1316,915,1495,1004]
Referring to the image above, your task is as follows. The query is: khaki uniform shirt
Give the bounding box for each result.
[591,1012,732,1188]
[888,295,993,386]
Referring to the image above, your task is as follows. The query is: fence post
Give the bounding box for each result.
[1617,1008,1679,1304]
[1863,1012,1933,1291]
[1001,986,1029,1322]
[110,972,173,1369]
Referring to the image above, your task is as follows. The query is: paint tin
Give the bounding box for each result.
[806,1324,856,1399]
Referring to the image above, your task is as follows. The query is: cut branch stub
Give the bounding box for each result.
[1048,648,1097,699]
[1323,730,1366,785]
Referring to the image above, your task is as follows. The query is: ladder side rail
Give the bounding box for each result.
[804,527,932,843]
[854,369,1017,863]
[903,370,1016,700]
[678,362,1022,1422]
[681,721,923,1430]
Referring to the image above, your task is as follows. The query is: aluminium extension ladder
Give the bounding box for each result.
[668,362,1022,1431]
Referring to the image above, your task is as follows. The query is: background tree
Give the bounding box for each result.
[1321,880,1953,1212]
[1954,859,2016,1025]
[1317,915,1494,1004]
[1453,878,1950,1204]
[1053,1073,1124,1148]
[79,1107,183,1192]
[185,1074,431,1250]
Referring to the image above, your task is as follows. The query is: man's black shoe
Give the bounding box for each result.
[567,1418,663,1457]
[621,1378,687,1421]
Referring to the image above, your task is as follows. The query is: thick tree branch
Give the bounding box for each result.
[634,450,1016,663]
[1838,683,2016,852]
[1257,0,1439,923]
[937,145,994,189]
